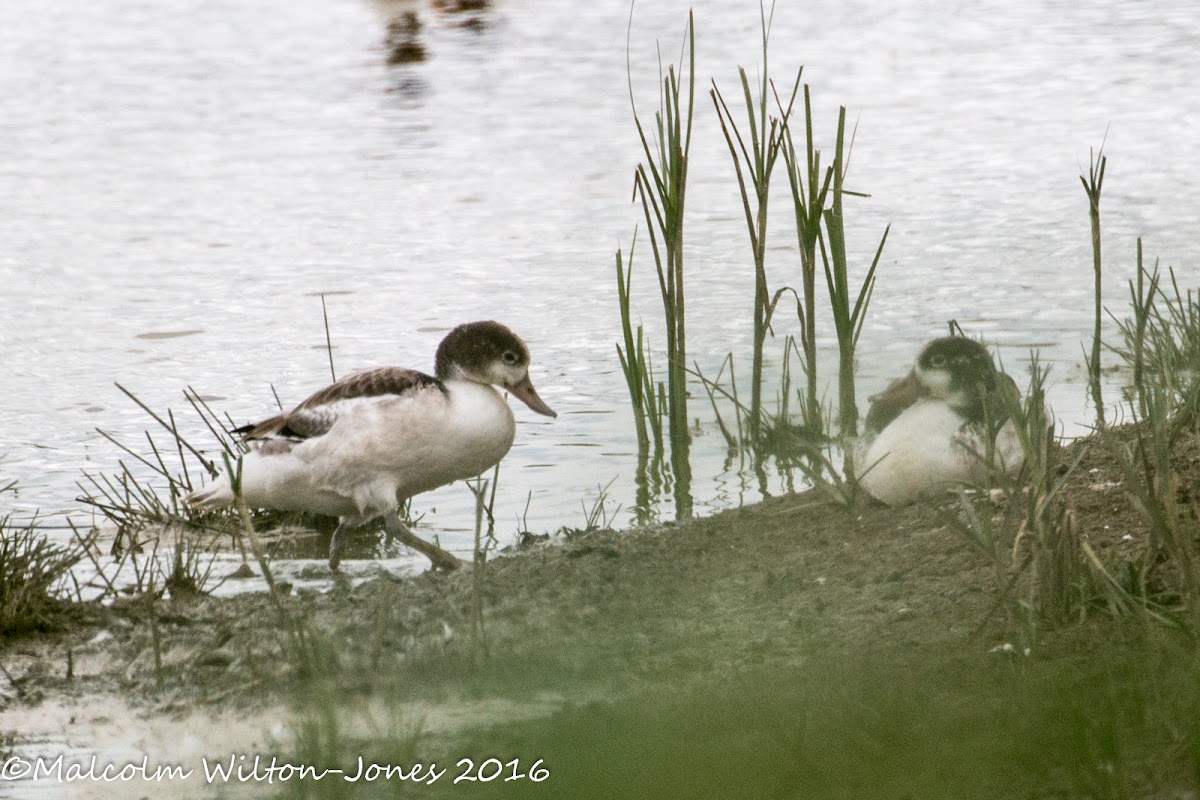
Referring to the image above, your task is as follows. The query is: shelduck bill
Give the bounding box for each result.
[856,336,1024,506]
[186,320,556,571]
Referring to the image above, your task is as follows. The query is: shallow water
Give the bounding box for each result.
[2,0,1199,574]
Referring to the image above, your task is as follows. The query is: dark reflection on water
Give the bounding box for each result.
[379,0,494,67]
[432,0,493,32]
[385,12,426,65]
[384,73,430,103]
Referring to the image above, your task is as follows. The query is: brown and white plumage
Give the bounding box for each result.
[232,368,445,441]
[857,336,1023,505]
[186,321,556,571]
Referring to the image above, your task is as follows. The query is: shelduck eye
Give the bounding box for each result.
[929,354,948,368]
[502,350,520,365]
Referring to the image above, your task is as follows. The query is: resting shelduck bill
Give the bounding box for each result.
[186,320,556,571]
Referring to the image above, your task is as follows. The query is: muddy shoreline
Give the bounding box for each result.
[2,428,1198,798]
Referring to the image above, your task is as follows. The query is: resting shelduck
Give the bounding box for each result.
[857,336,1024,506]
[186,320,556,571]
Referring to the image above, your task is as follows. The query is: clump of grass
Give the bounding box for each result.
[944,234,1200,635]
[929,352,1146,638]
[1106,250,1200,622]
[77,383,249,541]
[1112,246,1200,437]
[70,520,227,603]
[71,384,314,607]
[927,358,1062,630]
[772,97,886,497]
[162,526,226,599]
[557,479,622,538]
[1111,384,1199,617]
[1000,357,1096,626]
[0,489,84,637]
[790,445,865,509]
[77,382,363,585]
[1112,240,1160,419]
[937,487,1021,570]
[1148,272,1200,432]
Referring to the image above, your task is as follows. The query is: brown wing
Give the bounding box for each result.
[233,367,445,440]
[864,371,927,434]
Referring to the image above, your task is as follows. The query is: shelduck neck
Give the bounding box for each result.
[437,363,482,384]
[434,354,456,381]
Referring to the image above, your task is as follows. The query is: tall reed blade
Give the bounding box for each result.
[777,80,832,439]
[710,0,782,449]
[615,237,653,454]
[627,9,696,519]
[1081,144,1108,431]
[820,108,887,471]
[320,293,337,383]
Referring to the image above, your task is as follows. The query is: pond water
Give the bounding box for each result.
[2,0,1199,576]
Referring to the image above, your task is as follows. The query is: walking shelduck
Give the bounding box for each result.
[186,320,557,571]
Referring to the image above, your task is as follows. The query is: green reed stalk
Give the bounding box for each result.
[629,10,695,518]
[615,237,664,454]
[777,82,832,436]
[778,334,794,428]
[710,1,782,447]
[1081,146,1107,431]
[222,453,315,668]
[615,242,650,453]
[467,476,491,664]
[1130,241,1149,411]
[1113,240,1161,420]
[821,108,887,458]
[690,356,746,451]
[319,293,337,383]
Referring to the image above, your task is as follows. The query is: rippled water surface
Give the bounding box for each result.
[3,0,1199,568]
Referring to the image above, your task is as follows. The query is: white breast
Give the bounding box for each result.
[856,400,1023,506]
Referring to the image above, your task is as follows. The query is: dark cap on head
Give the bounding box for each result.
[435,321,530,380]
[918,336,998,392]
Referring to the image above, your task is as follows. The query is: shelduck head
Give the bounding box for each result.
[435,320,557,417]
[913,336,998,408]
